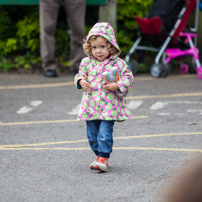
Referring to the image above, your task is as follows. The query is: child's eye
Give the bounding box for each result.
[92,46,96,49]
[101,46,105,49]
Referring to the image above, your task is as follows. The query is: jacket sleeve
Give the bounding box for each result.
[74,58,88,89]
[116,60,134,94]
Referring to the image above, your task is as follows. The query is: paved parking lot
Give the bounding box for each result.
[0,73,202,202]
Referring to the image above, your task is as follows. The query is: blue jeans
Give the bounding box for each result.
[86,120,115,158]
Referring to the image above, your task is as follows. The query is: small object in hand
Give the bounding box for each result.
[102,67,127,98]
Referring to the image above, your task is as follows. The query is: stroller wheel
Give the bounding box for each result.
[188,58,197,74]
[127,59,139,75]
[150,63,162,78]
[168,61,175,73]
[161,63,169,77]
[180,63,188,74]
[162,53,174,73]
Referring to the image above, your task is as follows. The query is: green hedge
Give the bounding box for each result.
[0,1,153,72]
[117,0,153,56]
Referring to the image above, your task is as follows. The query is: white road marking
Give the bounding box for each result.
[17,106,33,114]
[128,100,143,109]
[187,110,202,115]
[30,101,43,107]
[150,101,202,110]
[171,101,202,104]
[17,100,43,114]
[158,113,170,116]
[150,102,168,110]
[68,104,81,115]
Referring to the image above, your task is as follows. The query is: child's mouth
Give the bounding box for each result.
[97,55,103,58]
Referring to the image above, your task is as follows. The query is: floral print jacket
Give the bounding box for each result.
[74,22,134,121]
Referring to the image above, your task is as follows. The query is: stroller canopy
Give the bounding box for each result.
[147,0,185,31]
[135,0,196,37]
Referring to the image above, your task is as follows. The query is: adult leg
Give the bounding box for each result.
[63,0,86,74]
[98,121,115,158]
[40,0,61,71]
[86,120,101,156]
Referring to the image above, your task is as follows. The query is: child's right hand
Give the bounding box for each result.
[79,75,91,91]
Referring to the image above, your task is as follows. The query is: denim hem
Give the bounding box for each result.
[99,152,110,158]
[94,151,99,156]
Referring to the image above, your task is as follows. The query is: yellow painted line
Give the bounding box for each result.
[0,119,77,126]
[0,139,89,148]
[0,116,148,126]
[0,82,74,90]
[114,132,202,140]
[126,92,202,100]
[0,147,91,151]
[134,74,196,81]
[131,116,148,119]
[0,74,196,90]
[114,147,202,152]
[1,132,201,148]
[0,146,201,152]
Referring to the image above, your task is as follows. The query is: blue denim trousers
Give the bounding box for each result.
[86,120,115,158]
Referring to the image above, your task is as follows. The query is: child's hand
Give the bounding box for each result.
[79,75,91,91]
[103,82,119,91]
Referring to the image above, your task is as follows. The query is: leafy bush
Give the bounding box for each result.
[0,6,39,56]
[0,6,41,71]
[16,13,40,52]
[0,57,14,71]
[117,0,153,57]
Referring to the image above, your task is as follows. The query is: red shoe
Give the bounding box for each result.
[94,157,109,172]
[90,156,100,169]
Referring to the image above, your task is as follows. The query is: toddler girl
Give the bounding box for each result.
[74,22,134,172]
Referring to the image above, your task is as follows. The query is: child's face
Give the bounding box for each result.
[91,36,110,61]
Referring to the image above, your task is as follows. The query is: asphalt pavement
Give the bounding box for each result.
[0,71,202,202]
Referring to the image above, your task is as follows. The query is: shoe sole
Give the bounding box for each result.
[94,165,101,170]
[94,164,108,172]
[100,167,108,172]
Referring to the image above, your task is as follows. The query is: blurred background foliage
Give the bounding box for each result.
[0,0,153,72]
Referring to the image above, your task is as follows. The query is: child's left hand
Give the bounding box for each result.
[103,82,119,91]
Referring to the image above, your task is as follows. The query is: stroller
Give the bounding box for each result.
[125,0,202,79]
